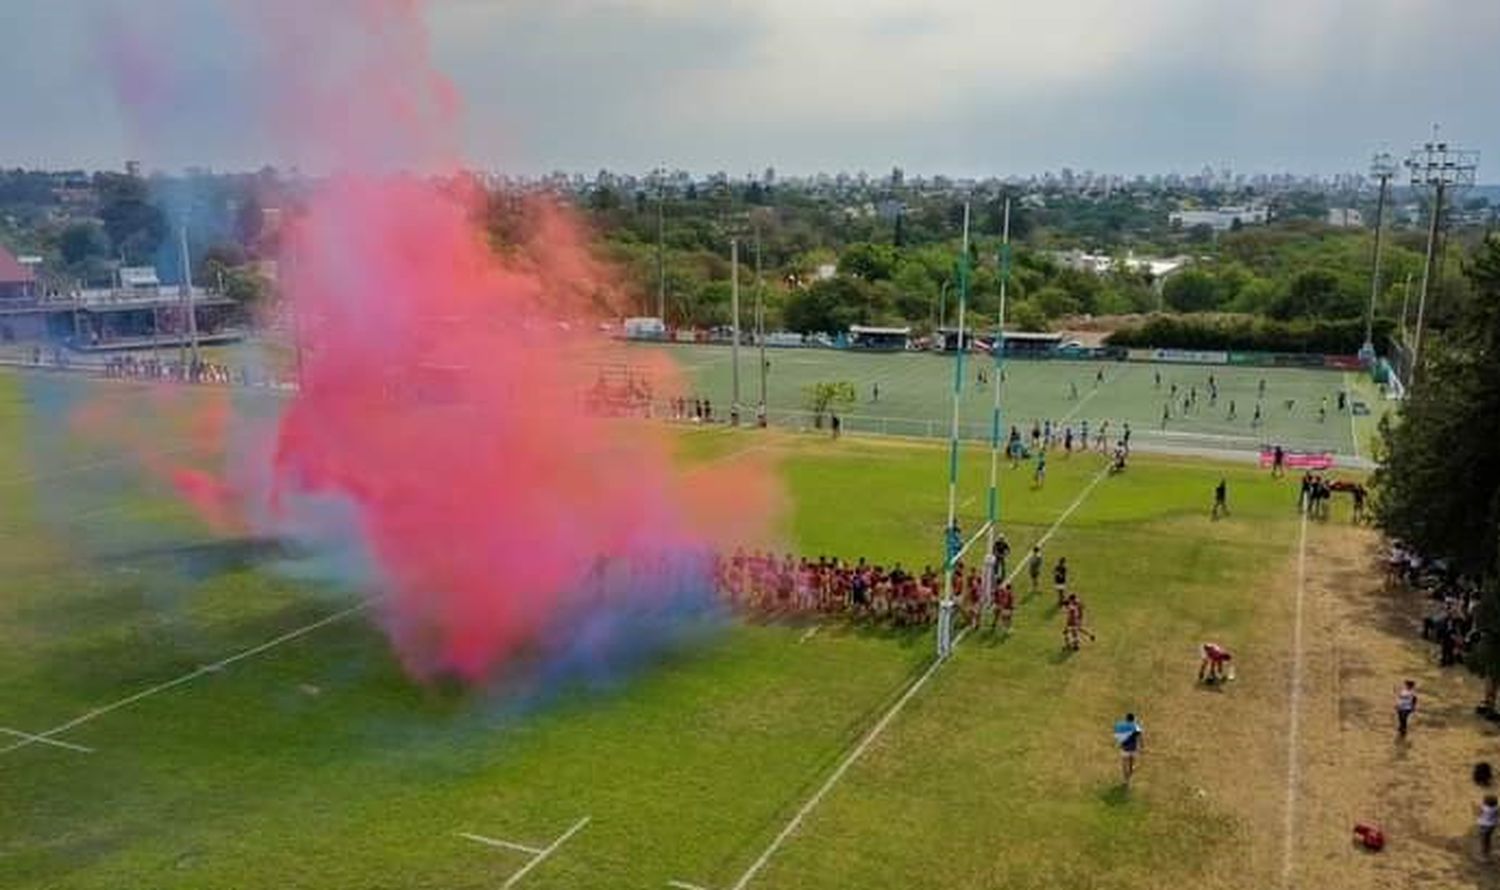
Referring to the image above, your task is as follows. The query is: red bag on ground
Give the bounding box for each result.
[1353,822,1385,851]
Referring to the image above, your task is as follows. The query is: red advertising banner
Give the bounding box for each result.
[1259,447,1335,470]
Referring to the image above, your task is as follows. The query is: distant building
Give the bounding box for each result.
[0,245,37,301]
[1168,205,1268,231]
[1055,250,1185,280]
[1326,208,1364,228]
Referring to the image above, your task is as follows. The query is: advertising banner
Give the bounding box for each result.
[1259,447,1336,470]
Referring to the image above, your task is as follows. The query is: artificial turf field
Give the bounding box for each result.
[2,368,1380,889]
[640,343,1389,460]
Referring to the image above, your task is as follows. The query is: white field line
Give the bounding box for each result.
[457,832,544,856]
[0,445,196,489]
[1281,512,1309,889]
[0,602,370,757]
[1345,373,1361,461]
[0,726,93,753]
[668,881,713,890]
[2,425,767,756]
[501,816,590,889]
[1058,364,1130,426]
[797,626,821,644]
[725,466,1111,890]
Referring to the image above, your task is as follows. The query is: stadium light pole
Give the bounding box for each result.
[178,225,200,369]
[755,225,767,425]
[656,168,666,322]
[983,198,1011,603]
[730,238,741,425]
[938,201,972,660]
[1361,152,1395,363]
[1404,133,1478,388]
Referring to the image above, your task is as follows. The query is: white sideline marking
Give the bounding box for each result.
[0,726,93,753]
[0,445,195,489]
[1345,373,1362,461]
[1281,512,1309,889]
[797,626,820,644]
[723,466,1111,890]
[458,832,544,856]
[491,816,590,889]
[668,881,712,890]
[2,435,761,758]
[1059,365,1129,426]
[0,602,370,757]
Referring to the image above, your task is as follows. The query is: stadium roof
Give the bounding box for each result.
[0,245,35,284]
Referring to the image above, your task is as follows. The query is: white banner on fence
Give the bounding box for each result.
[1150,348,1229,365]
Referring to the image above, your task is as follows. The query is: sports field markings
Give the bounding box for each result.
[1281,511,1309,889]
[0,444,195,489]
[0,601,371,757]
[672,464,1111,890]
[459,816,590,889]
[3,434,769,759]
[0,726,93,753]
[1343,372,1361,461]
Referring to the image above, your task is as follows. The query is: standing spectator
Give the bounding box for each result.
[1395,680,1418,737]
[1480,795,1499,858]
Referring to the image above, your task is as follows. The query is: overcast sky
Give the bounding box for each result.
[3,0,1497,179]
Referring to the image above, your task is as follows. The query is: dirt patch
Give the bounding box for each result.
[1293,521,1500,889]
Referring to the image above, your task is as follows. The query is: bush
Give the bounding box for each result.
[1105,314,1393,354]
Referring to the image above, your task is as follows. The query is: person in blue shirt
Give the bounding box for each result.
[1114,713,1144,787]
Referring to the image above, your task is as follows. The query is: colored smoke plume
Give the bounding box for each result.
[95,0,781,683]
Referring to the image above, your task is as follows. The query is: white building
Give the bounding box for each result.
[1326,208,1364,228]
[1055,250,1186,280]
[1168,205,1269,231]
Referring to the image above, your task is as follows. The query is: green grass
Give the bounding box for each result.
[1,369,1333,888]
[639,343,1392,457]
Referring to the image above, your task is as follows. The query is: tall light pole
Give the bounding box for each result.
[178,225,199,369]
[1361,152,1395,362]
[730,238,741,425]
[755,225,767,425]
[1404,133,1478,387]
[655,168,666,321]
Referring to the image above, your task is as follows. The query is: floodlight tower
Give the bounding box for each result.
[1360,152,1396,364]
[1404,133,1478,386]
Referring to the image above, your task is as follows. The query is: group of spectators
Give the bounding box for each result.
[102,354,248,385]
[1297,471,1367,521]
[1389,541,1484,669]
[583,375,654,418]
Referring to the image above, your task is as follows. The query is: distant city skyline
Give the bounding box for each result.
[1,1,1495,181]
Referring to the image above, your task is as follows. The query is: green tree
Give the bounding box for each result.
[838,242,898,281]
[802,380,856,428]
[1374,234,1500,686]
[1162,269,1222,313]
[58,221,110,267]
[784,277,865,334]
[1273,269,1356,320]
[1007,301,1049,332]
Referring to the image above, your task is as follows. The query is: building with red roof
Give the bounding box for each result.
[0,245,37,301]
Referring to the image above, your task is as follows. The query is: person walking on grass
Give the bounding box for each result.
[1396,680,1419,737]
[1053,556,1069,605]
[1033,448,1047,488]
[1114,712,1144,788]
[1479,795,1499,858]
[1027,545,1044,595]
[1212,478,1229,520]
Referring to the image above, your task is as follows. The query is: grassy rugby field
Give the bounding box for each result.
[1,368,1374,889]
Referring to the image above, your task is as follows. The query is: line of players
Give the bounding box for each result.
[1154,369,1353,429]
[714,537,1097,649]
